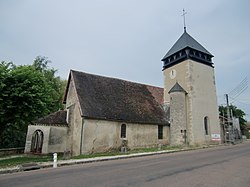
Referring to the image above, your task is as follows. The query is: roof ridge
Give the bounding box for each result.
[71,69,163,89]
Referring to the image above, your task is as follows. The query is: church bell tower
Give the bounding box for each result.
[162,28,221,145]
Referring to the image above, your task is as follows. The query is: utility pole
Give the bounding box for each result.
[222,111,226,143]
[225,94,234,144]
[225,94,230,122]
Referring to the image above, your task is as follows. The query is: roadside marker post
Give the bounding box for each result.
[53,153,57,168]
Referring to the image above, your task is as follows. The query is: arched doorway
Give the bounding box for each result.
[31,130,44,153]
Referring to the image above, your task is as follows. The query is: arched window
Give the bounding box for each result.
[121,124,126,138]
[31,130,44,153]
[204,116,209,135]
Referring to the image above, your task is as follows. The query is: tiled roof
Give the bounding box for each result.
[66,70,168,125]
[35,110,67,125]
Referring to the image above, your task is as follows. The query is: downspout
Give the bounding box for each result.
[185,92,189,145]
[80,118,84,155]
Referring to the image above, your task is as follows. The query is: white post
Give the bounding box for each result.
[53,153,57,168]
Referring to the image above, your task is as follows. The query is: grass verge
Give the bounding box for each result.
[0,155,53,169]
[0,145,184,169]
[73,145,183,159]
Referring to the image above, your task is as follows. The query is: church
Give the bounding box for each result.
[25,28,221,156]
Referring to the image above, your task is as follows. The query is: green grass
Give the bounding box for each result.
[72,151,127,159]
[0,145,184,168]
[131,145,183,153]
[73,145,183,159]
[0,155,53,168]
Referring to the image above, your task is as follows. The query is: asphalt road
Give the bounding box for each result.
[1,141,250,187]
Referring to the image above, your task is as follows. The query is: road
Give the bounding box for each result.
[1,141,250,187]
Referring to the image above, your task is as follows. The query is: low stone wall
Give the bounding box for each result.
[0,147,25,156]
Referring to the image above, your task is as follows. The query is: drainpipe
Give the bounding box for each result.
[80,118,84,155]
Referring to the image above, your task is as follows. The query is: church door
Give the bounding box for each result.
[31,130,44,153]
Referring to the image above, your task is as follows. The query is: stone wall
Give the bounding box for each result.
[25,125,67,154]
[188,60,220,144]
[81,119,169,154]
[0,148,24,156]
[65,78,83,156]
[169,91,187,145]
[164,59,220,145]
[48,126,67,153]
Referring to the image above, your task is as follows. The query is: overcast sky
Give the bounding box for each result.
[1,0,250,120]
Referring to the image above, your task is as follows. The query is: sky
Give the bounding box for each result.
[1,0,250,120]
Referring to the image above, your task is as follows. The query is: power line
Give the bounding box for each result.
[228,97,250,122]
[238,98,250,101]
[232,86,248,99]
[229,96,250,107]
[228,76,248,99]
[229,77,247,95]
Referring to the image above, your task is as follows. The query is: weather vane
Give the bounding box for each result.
[181,9,187,32]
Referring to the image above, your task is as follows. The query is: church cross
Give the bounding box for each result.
[181,9,187,32]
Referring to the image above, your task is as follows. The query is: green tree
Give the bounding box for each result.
[0,61,13,135]
[0,58,66,148]
[219,104,247,132]
[32,56,65,112]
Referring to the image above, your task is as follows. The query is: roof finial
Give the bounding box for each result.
[181,9,187,32]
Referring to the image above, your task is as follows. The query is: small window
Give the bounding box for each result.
[158,125,163,139]
[121,124,126,138]
[204,116,209,135]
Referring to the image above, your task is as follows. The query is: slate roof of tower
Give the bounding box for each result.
[162,30,213,61]
[168,82,187,94]
[34,110,67,125]
[64,70,169,125]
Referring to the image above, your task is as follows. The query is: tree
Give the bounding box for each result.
[0,61,13,135]
[32,56,65,112]
[219,104,247,132]
[0,58,66,148]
